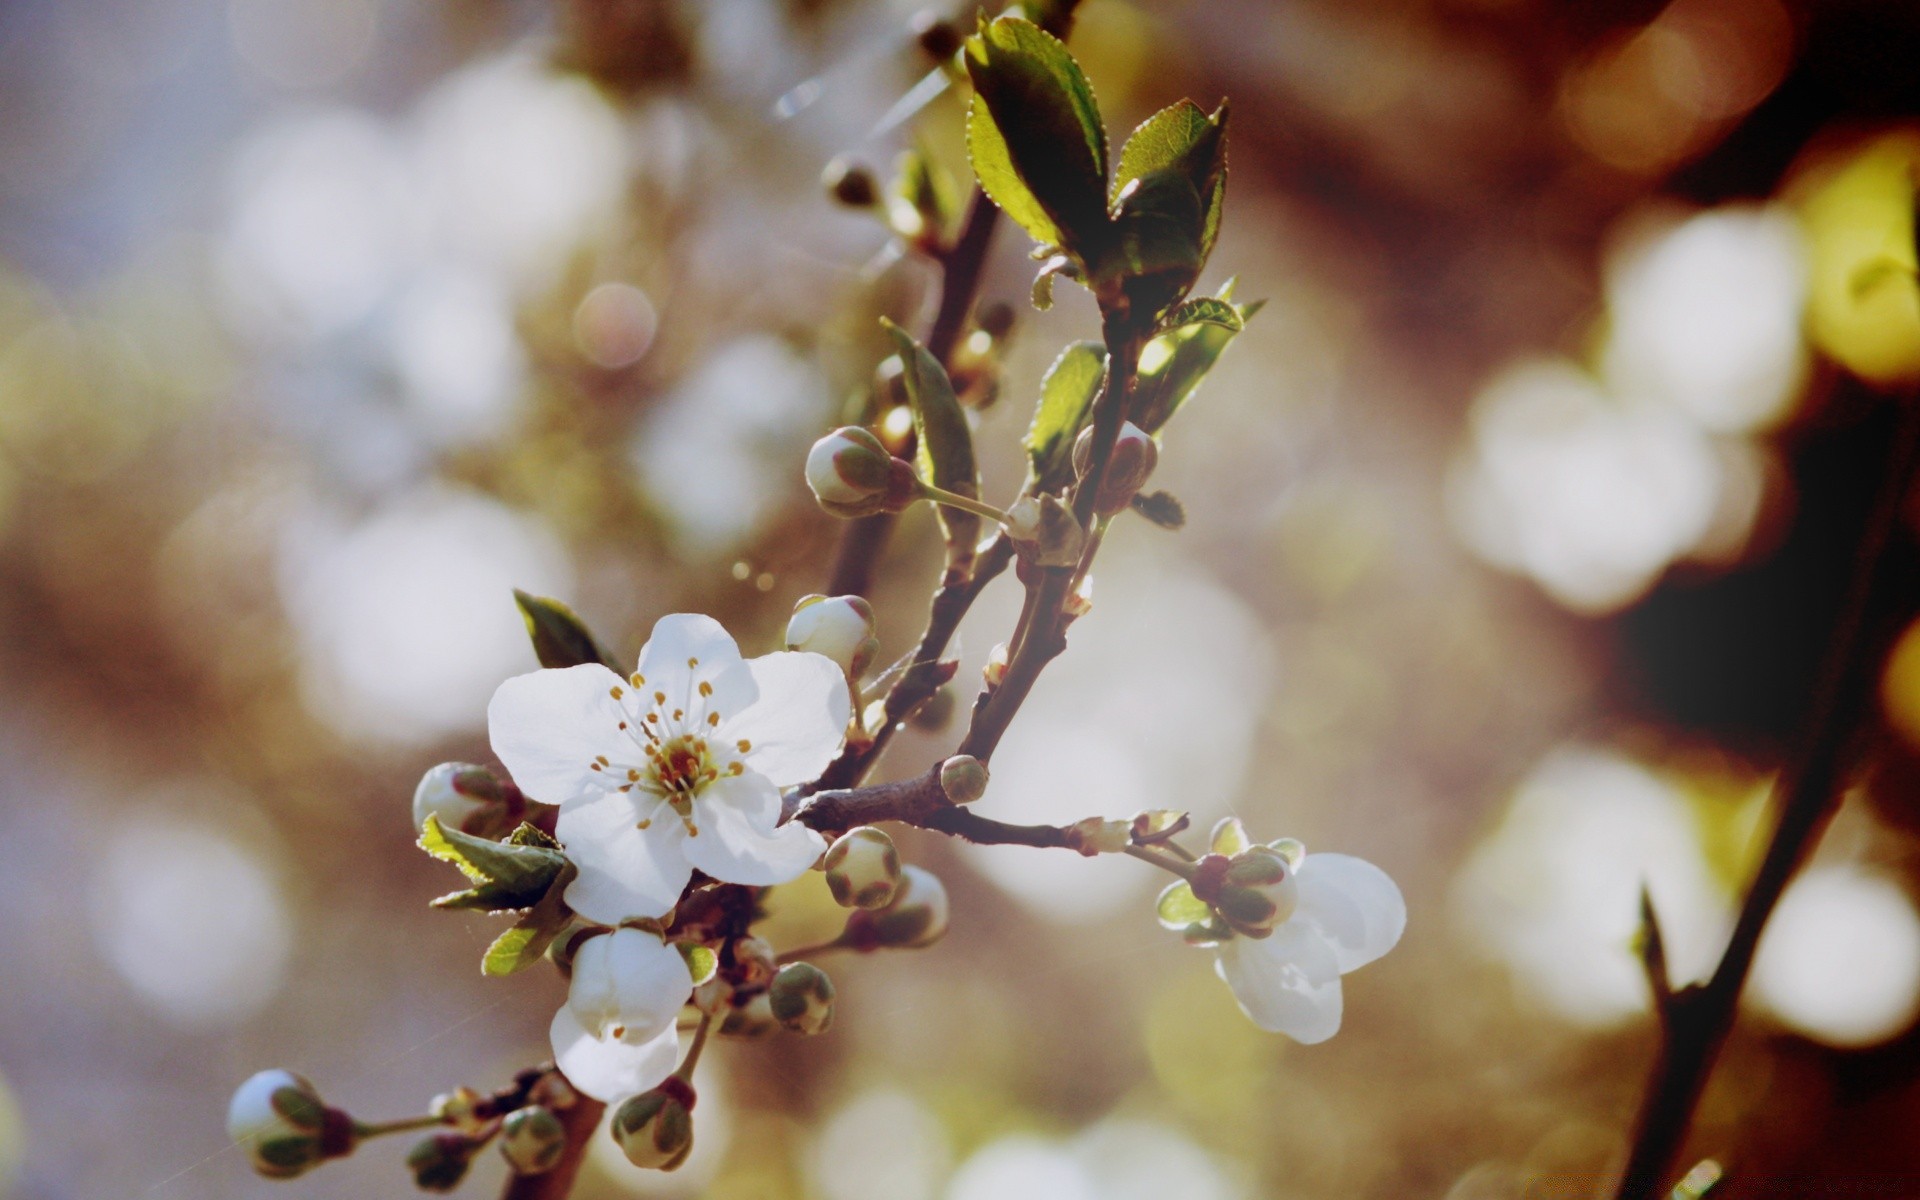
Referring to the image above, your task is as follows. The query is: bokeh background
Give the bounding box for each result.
[6,0,1920,1196]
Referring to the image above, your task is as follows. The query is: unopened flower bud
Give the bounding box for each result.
[498,1106,567,1176]
[786,594,880,678]
[1003,494,1086,566]
[806,427,921,518]
[984,642,1009,688]
[719,990,777,1038]
[691,976,731,1016]
[844,864,949,949]
[822,156,878,208]
[730,936,778,990]
[938,755,988,804]
[768,962,836,1035]
[408,1133,480,1192]
[429,1086,488,1135]
[228,1069,348,1180]
[823,826,902,909]
[1067,817,1132,856]
[1214,846,1298,936]
[911,9,963,60]
[1073,421,1158,515]
[611,1079,696,1171]
[412,762,518,838]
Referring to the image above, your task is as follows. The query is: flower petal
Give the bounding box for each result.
[569,929,694,1045]
[1214,923,1344,1042]
[1294,853,1406,974]
[725,651,850,785]
[488,664,631,805]
[556,792,693,921]
[550,1005,679,1103]
[682,770,827,886]
[638,614,746,688]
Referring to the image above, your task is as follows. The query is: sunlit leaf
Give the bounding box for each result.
[421,816,571,912]
[882,319,979,562]
[1026,340,1107,487]
[514,590,621,672]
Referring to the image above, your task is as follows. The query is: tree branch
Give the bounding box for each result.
[794,764,1079,849]
[1610,394,1920,1200]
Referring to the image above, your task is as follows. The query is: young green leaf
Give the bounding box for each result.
[1026,340,1107,486]
[963,14,1110,260]
[513,590,622,672]
[482,861,578,977]
[1129,291,1263,434]
[1130,489,1186,530]
[1157,297,1243,335]
[421,816,572,912]
[881,319,980,563]
[1114,100,1229,263]
[889,140,958,244]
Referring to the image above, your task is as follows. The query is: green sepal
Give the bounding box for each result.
[1209,816,1249,857]
[1129,489,1185,530]
[1269,837,1305,869]
[481,858,578,976]
[882,319,980,566]
[421,816,572,913]
[513,590,622,672]
[270,1084,327,1130]
[678,942,719,986]
[1129,287,1262,434]
[1156,296,1243,335]
[963,14,1110,261]
[1025,340,1107,488]
[1156,880,1212,931]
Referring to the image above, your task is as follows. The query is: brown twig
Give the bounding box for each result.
[1610,395,1920,1200]
[795,764,1081,848]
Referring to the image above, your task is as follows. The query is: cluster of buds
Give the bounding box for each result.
[1187,841,1301,938]
[806,427,921,517]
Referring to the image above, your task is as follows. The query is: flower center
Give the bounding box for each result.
[585,661,753,838]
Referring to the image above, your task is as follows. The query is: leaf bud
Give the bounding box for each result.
[911,9,962,61]
[407,1132,480,1192]
[1073,421,1159,516]
[498,1106,567,1176]
[611,1078,696,1171]
[1003,494,1086,567]
[1066,817,1131,856]
[823,826,902,909]
[786,594,879,678]
[1064,573,1093,619]
[938,755,988,804]
[844,864,949,949]
[822,156,879,208]
[806,427,922,518]
[768,962,836,1035]
[983,642,1009,688]
[412,762,519,839]
[227,1069,350,1180]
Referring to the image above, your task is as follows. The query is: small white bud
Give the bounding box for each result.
[984,642,1009,688]
[768,962,836,1035]
[806,427,922,518]
[611,1080,696,1171]
[498,1106,567,1176]
[786,594,879,677]
[227,1069,342,1180]
[823,826,901,909]
[845,864,949,949]
[412,762,516,837]
[938,755,988,804]
[1073,420,1158,515]
[1002,493,1086,566]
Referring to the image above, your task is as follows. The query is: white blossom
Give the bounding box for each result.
[489,613,846,921]
[550,928,691,1102]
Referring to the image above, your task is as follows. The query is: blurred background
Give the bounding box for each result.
[5,0,1920,1196]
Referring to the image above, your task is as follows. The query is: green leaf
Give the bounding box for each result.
[513,590,622,671]
[1157,297,1243,335]
[882,319,980,562]
[421,816,572,912]
[1107,170,1205,315]
[1025,340,1107,487]
[1129,288,1262,434]
[964,15,1110,258]
[1114,100,1229,263]
[1129,489,1186,530]
[482,859,577,977]
[889,141,958,243]
[1156,881,1212,931]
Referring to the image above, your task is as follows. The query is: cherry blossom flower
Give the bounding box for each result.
[489,613,847,922]
[1161,821,1406,1043]
[549,928,691,1102]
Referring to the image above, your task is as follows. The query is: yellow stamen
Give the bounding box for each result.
[736,739,752,753]
[698,681,712,697]
[610,685,624,699]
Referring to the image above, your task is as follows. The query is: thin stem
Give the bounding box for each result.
[352,1113,446,1140]
[673,1012,715,1083]
[920,484,1013,526]
[776,938,850,965]
[1124,843,1200,881]
[1610,394,1920,1200]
